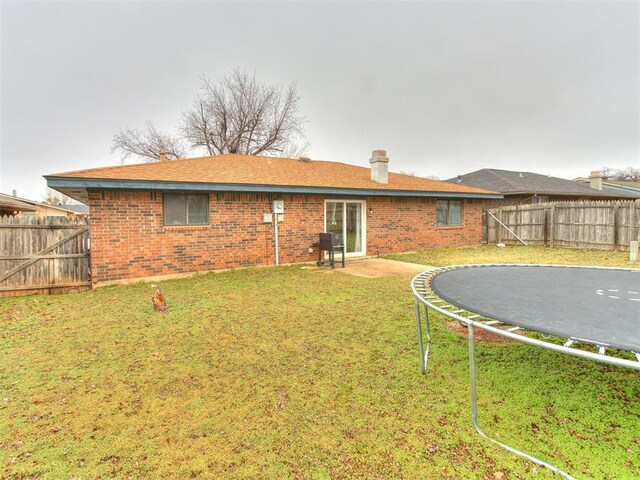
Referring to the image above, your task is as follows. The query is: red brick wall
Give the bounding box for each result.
[87,191,483,283]
[366,197,483,255]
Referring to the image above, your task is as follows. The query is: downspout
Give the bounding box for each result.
[274,214,279,266]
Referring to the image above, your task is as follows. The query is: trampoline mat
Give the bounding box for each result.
[430,265,640,352]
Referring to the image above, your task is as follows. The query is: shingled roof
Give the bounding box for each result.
[0,192,37,213]
[46,154,501,203]
[446,169,640,199]
[573,176,640,195]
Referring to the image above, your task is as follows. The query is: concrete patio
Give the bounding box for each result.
[315,257,435,278]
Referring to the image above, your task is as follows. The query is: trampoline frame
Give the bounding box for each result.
[411,264,640,480]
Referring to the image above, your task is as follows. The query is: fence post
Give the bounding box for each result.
[549,205,555,247]
[543,207,548,246]
[630,200,637,246]
[612,204,619,251]
[484,211,489,244]
[516,206,521,245]
[497,207,503,244]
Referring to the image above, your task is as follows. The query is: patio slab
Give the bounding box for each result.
[336,258,435,278]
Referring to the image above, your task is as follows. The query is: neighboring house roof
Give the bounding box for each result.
[0,192,37,213]
[573,177,640,195]
[0,191,88,215]
[62,204,90,215]
[37,203,87,216]
[445,169,640,199]
[46,154,502,203]
[613,180,640,189]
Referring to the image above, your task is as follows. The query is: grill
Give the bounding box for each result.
[316,233,346,268]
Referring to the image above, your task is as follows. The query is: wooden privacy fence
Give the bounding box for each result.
[0,216,90,297]
[485,199,640,251]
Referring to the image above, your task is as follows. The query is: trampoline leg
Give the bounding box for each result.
[423,303,431,369]
[415,298,431,374]
[468,325,578,480]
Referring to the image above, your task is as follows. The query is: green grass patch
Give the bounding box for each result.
[386,244,639,269]
[1,247,639,478]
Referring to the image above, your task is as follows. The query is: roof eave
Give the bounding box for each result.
[45,177,503,200]
[0,202,37,212]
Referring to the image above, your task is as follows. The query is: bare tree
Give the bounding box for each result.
[400,171,440,180]
[112,121,186,163]
[600,166,640,182]
[614,166,640,182]
[42,188,73,206]
[600,167,617,180]
[112,69,309,163]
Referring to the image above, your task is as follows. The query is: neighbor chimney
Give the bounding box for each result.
[159,152,167,162]
[589,170,602,190]
[369,150,389,184]
[12,189,17,197]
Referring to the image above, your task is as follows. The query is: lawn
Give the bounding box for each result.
[1,246,639,479]
[386,244,640,269]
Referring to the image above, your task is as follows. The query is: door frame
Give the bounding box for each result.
[323,199,367,257]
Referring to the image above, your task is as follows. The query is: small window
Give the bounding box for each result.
[164,193,209,225]
[436,200,462,226]
[531,196,549,205]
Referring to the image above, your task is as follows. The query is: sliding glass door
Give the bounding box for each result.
[325,200,366,256]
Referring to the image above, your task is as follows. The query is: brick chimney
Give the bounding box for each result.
[589,170,602,190]
[159,152,168,162]
[369,150,389,184]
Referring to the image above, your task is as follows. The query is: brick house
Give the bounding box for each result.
[446,168,639,209]
[46,151,500,284]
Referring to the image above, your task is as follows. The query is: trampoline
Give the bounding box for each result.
[411,264,640,480]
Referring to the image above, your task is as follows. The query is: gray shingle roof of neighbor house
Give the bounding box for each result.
[573,177,640,195]
[61,204,90,215]
[445,169,640,198]
[612,180,640,190]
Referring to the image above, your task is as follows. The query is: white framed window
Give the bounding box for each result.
[436,200,462,226]
[163,193,209,225]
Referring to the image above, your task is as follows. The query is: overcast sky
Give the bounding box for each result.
[1,0,638,201]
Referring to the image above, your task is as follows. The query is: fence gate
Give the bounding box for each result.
[0,216,90,298]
